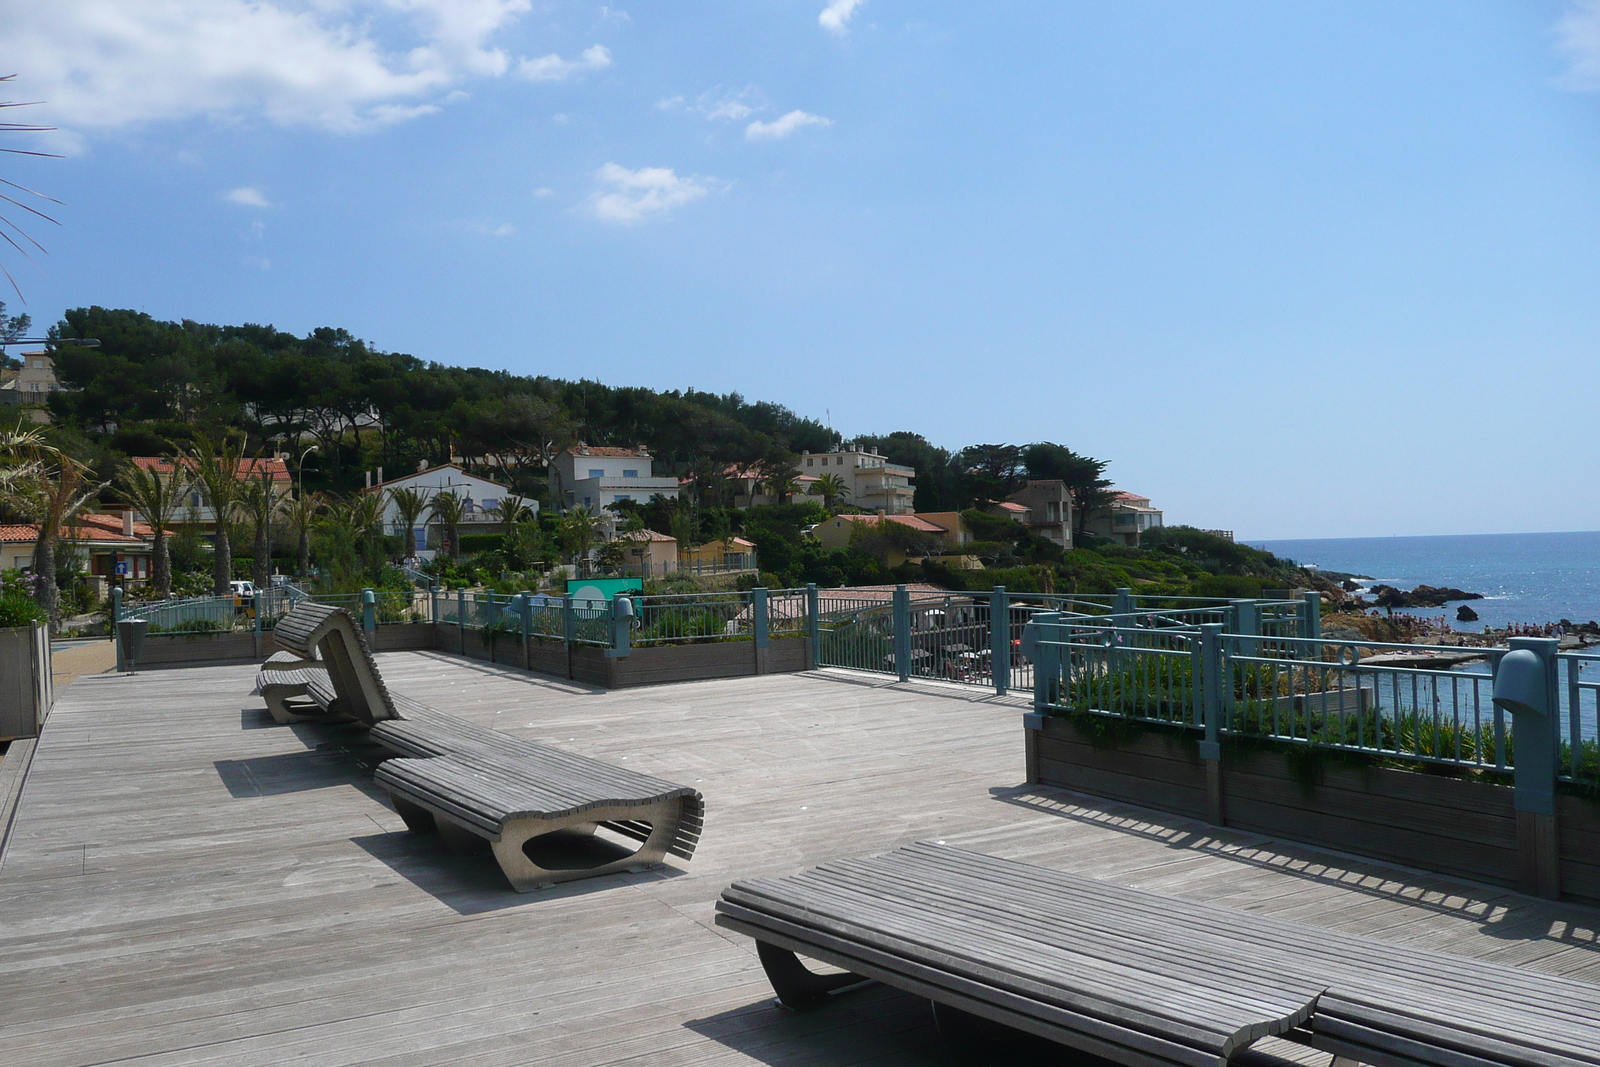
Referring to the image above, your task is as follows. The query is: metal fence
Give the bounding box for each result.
[1022,617,1584,779]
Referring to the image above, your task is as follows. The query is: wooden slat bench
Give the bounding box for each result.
[268,601,397,725]
[375,747,703,892]
[716,842,1600,1067]
[253,600,703,892]
[253,650,331,724]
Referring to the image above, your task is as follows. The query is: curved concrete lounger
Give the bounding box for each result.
[375,748,703,892]
[717,843,1600,1067]
[253,650,336,724]
[267,602,396,725]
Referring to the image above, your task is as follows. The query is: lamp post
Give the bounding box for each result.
[295,444,319,498]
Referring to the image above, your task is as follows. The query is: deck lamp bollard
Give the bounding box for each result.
[606,596,634,660]
[1493,639,1561,898]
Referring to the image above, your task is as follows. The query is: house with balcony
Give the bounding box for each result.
[1087,491,1164,546]
[1003,480,1075,549]
[551,444,680,513]
[0,351,67,416]
[131,456,293,533]
[795,448,915,514]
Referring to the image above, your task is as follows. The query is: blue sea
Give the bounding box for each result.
[1248,531,1600,633]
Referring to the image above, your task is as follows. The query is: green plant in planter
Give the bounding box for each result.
[480,616,522,648]
[0,589,46,628]
[147,618,226,634]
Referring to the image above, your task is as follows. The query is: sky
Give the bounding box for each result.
[3,1,1600,540]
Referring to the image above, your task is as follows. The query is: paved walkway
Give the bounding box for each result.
[0,654,1597,1066]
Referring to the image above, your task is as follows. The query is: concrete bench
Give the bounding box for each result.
[376,747,703,892]
[716,842,1600,1067]
[253,602,704,892]
[268,601,396,726]
[254,651,331,724]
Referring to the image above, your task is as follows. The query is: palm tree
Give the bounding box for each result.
[763,468,802,505]
[283,491,324,580]
[22,450,101,624]
[387,486,429,555]
[557,506,602,566]
[116,457,191,598]
[491,493,535,527]
[188,434,249,596]
[812,472,850,511]
[350,490,388,576]
[428,490,468,560]
[238,462,285,590]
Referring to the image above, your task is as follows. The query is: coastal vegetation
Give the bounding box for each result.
[2,306,1340,610]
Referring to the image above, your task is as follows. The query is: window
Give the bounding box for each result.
[622,469,638,478]
[583,496,592,507]
[1115,514,1133,526]
[191,492,202,508]
[805,458,813,467]
[588,469,604,479]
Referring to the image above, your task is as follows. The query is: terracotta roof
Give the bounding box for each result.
[616,529,677,542]
[995,501,1029,513]
[132,456,291,483]
[1112,491,1152,504]
[825,513,946,534]
[568,444,650,458]
[0,514,161,546]
[364,464,511,492]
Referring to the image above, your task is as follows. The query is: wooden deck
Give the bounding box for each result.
[2,652,1599,1066]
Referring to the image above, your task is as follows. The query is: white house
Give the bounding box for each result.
[363,463,524,555]
[794,447,916,514]
[549,444,680,513]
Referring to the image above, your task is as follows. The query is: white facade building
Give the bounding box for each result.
[550,444,680,512]
[363,464,524,555]
[795,448,916,514]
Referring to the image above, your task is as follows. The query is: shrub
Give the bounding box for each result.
[0,590,47,628]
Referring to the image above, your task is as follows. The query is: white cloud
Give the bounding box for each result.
[818,0,863,35]
[659,87,762,122]
[2,0,608,133]
[1558,1,1600,89]
[587,163,720,224]
[745,109,831,141]
[533,187,555,197]
[224,186,272,208]
[516,44,612,82]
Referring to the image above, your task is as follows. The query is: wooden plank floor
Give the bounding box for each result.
[2,653,1598,1066]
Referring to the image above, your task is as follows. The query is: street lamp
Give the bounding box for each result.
[295,444,320,498]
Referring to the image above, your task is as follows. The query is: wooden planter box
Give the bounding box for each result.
[135,630,276,668]
[0,623,52,740]
[1026,714,1556,896]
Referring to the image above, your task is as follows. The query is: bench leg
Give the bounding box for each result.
[262,689,321,725]
[755,942,865,1010]
[490,800,686,893]
[389,795,438,834]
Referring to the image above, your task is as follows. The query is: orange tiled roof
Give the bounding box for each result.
[616,529,677,542]
[826,513,946,534]
[0,513,162,545]
[131,456,291,483]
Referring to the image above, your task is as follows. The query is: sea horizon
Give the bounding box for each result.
[1247,530,1600,632]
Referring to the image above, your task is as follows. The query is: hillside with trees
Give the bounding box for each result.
[0,305,1329,617]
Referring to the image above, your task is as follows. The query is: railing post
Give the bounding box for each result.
[253,591,264,658]
[111,586,125,673]
[752,587,770,676]
[563,595,576,679]
[1113,587,1133,625]
[1199,622,1226,826]
[457,589,468,654]
[990,585,1009,695]
[1023,611,1062,710]
[361,588,376,634]
[430,583,440,625]
[893,584,911,683]
[1231,599,1259,658]
[607,596,634,661]
[518,591,533,671]
[805,584,820,670]
[1300,591,1322,645]
[1499,636,1561,898]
